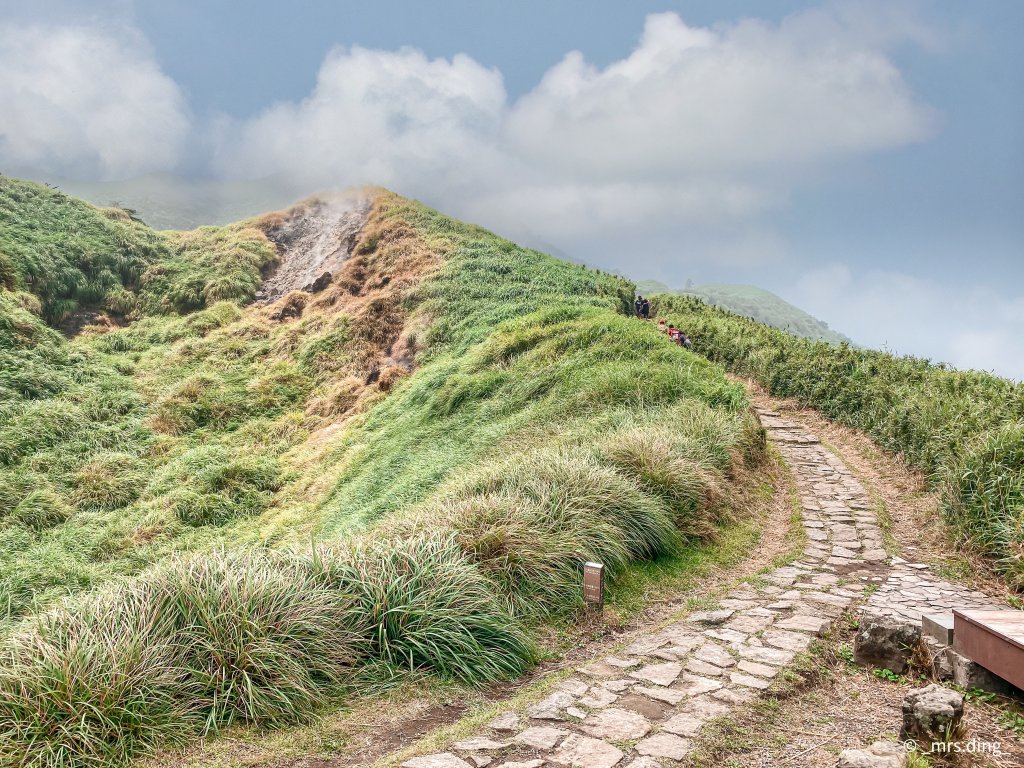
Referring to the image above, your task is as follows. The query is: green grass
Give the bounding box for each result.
[654,293,1024,588]
[0,178,170,324]
[0,183,769,767]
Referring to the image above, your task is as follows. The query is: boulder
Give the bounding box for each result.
[836,741,907,768]
[307,271,333,292]
[900,684,964,745]
[853,611,921,674]
[947,649,1012,694]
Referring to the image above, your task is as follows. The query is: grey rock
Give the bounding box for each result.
[497,761,543,768]
[549,734,624,768]
[623,636,670,656]
[514,725,568,749]
[737,645,793,666]
[836,741,907,768]
[762,629,813,652]
[737,660,780,679]
[603,656,640,669]
[622,759,662,768]
[600,678,634,692]
[581,707,652,740]
[947,649,1012,694]
[901,684,964,745]
[774,614,831,635]
[633,685,686,704]
[402,755,474,768]
[688,609,734,625]
[629,661,682,687]
[686,658,726,677]
[635,732,692,760]
[674,673,722,697]
[579,687,618,708]
[692,643,736,668]
[729,671,772,689]
[921,637,953,681]
[527,691,576,720]
[557,678,592,695]
[451,737,510,752]
[853,612,921,675]
[488,711,519,732]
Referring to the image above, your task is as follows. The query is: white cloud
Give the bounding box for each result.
[216,7,935,255]
[217,45,507,193]
[506,12,933,180]
[0,23,188,179]
[790,264,1024,380]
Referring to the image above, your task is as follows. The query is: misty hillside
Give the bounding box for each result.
[638,279,850,344]
[0,176,766,766]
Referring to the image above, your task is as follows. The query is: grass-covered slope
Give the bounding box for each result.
[654,294,1024,588]
[638,280,849,344]
[0,184,766,767]
[0,178,171,324]
[0,176,277,326]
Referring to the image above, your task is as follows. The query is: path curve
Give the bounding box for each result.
[397,410,979,768]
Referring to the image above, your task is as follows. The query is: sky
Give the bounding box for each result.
[1,1,1022,377]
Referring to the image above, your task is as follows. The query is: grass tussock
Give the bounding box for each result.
[654,293,1024,588]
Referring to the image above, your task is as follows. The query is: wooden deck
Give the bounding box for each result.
[953,609,1024,690]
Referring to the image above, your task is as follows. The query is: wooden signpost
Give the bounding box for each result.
[583,561,605,610]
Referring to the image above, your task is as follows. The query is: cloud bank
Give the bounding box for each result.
[0,23,188,178]
[215,11,934,249]
[2,7,1017,379]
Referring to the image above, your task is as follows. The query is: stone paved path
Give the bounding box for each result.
[400,409,1006,768]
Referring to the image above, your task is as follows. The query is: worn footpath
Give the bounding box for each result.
[396,407,1011,768]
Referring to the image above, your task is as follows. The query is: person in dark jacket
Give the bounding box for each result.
[640,297,651,319]
[634,296,644,317]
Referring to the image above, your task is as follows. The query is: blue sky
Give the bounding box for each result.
[1,1,1022,376]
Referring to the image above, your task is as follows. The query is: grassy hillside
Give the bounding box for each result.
[0,177,278,326]
[653,294,1024,588]
[0,180,766,767]
[638,280,849,344]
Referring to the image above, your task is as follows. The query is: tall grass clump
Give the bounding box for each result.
[0,549,365,767]
[0,591,189,768]
[654,293,1024,588]
[306,536,535,683]
[152,446,282,527]
[138,226,276,314]
[944,421,1024,584]
[142,550,361,729]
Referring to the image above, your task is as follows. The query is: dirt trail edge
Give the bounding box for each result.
[388,407,1013,768]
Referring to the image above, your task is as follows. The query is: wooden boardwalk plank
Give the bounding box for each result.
[953,609,1024,690]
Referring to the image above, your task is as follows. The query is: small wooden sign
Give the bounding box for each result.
[583,561,605,610]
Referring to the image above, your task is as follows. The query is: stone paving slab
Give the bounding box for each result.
[401,410,1007,767]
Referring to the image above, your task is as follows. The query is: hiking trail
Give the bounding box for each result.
[388,399,1017,768]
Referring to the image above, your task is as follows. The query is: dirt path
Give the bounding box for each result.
[379,401,1021,768]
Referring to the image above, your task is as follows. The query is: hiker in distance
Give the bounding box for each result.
[635,295,651,319]
[667,324,693,349]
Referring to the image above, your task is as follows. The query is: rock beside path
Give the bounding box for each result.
[900,684,964,745]
[836,741,907,768]
[853,611,920,674]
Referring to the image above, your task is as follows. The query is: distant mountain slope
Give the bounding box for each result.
[637,280,850,344]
